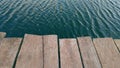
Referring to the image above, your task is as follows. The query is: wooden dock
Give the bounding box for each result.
[0,32,120,68]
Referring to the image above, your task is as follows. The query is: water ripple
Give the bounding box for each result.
[0,0,120,38]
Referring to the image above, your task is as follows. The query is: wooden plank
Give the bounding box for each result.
[0,32,6,40]
[93,38,120,68]
[15,34,43,68]
[77,37,101,68]
[60,39,83,68]
[43,35,59,68]
[0,38,22,68]
[0,32,6,38]
[114,39,120,51]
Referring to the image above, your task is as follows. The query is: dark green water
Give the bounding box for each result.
[0,0,120,38]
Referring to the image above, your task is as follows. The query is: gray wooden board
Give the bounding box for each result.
[93,38,120,68]
[60,39,83,68]
[43,35,59,68]
[114,39,120,52]
[15,34,43,68]
[0,32,6,41]
[0,38,22,68]
[77,37,101,68]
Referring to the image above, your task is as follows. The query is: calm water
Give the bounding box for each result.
[0,0,120,38]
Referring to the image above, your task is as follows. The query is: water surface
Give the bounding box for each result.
[0,0,120,38]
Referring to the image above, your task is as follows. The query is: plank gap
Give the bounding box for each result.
[77,37,101,68]
[15,34,43,68]
[93,38,120,68]
[114,39,120,52]
[76,38,85,68]
[13,38,24,68]
[0,38,22,68]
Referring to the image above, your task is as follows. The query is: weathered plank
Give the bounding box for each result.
[43,35,59,68]
[0,32,6,40]
[15,34,43,68]
[93,38,120,68]
[60,39,83,68]
[0,38,22,68]
[77,37,101,68]
[114,39,120,51]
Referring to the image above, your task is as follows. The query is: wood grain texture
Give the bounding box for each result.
[93,38,120,68]
[0,38,22,68]
[114,39,120,52]
[60,39,83,68]
[43,35,59,68]
[15,34,43,68]
[77,37,101,68]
